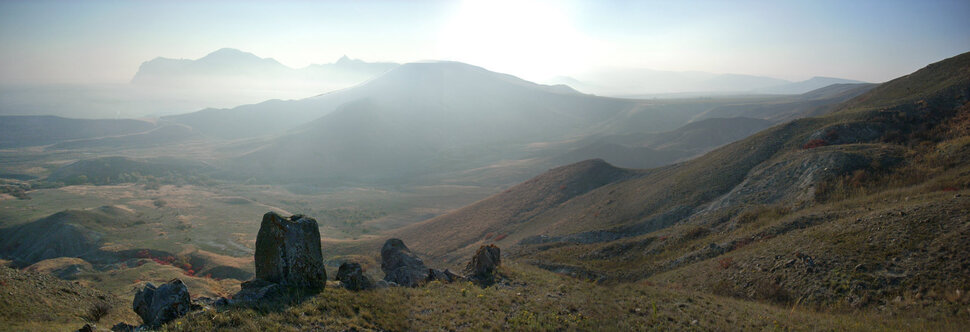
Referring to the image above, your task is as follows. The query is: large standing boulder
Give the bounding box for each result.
[380,238,429,287]
[336,262,373,291]
[254,212,326,289]
[132,279,191,328]
[464,245,501,286]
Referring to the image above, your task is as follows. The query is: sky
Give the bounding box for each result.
[1,0,968,84]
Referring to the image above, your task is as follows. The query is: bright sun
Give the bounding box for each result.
[436,0,597,81]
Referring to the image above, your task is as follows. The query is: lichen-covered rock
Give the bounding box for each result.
[464,245,501,286]
[380,238,429,287]
[132,279,191,328]
[336,262,373,291]
[254,212,326,289]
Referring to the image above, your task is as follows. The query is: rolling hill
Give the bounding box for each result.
[215,62,638,183]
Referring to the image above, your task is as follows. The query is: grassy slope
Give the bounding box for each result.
[162,262,959,331]
[0,265,138,331]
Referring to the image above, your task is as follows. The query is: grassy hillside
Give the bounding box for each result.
[386,52,970,324]
[0,265,138,331]
[160,262,958,331]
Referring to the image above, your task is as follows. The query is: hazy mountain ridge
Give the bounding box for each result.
[0,49,400,119]
[548,69,866,97]
[755,76,867,94]
[132,48,398,87]
[691,83,878,122]
[228,62,637,183]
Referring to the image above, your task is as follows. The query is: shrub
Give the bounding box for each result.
[83,302,111,323]
[717,257,734,269]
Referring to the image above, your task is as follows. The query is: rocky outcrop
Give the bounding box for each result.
[464,245,501,286]
[336,262,373,291]
[254,212,326,289]
[380,238,429,287]
[132,279,191,328]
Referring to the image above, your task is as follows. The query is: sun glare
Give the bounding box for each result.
[436,0,597,81]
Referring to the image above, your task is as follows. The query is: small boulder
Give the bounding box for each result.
[110,322,138,332]
[254,212,326,289]
[76,324,95,332]
[336,262,373,291]
[132,279,191,328]
[380,238,429,287]
[464,245,501,286]
[427,268,462,283]
[233,279,282,303]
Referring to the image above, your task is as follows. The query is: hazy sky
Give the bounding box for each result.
[1,0,968,84]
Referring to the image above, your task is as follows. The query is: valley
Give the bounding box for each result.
[0,4,967,327]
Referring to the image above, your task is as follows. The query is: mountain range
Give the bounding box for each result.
[162,60,875,186]
[132,48,398,91]
[547,70,866,97]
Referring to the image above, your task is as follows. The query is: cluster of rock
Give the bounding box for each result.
[115,211,503,329]
[376,238,500,288]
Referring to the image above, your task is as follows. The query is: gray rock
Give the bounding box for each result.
[336,262,373,291]
[427,268,462,283]
[380,238,428,287]
[132,279,191,328]
[254,212,326,289]
[233,279,282,303]
[465,245,501,276]
[110,322,139,332]
[464,245,501,286]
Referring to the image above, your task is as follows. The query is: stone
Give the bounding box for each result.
[464,245,501,286]
[132,279,191,328]
[336,262,373,291]
[77,324,95,332]
[254,212,326,289]
[380,238,429,287]
[233,279,283,303]
[427,268,462,283]
[110,322,139,332]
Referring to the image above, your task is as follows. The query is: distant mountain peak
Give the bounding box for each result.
[210,47,247,55]
[198,48,274,64]
[335,55,365,66]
